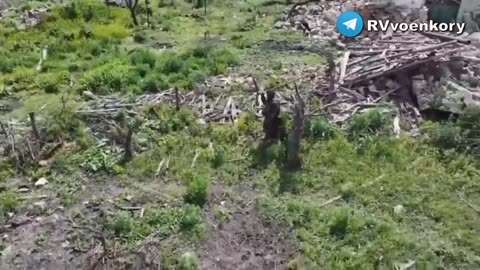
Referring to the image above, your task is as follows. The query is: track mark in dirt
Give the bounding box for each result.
[202,183,294,270]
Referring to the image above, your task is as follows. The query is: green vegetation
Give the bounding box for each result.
[0,0,479,269]
[184,175,210,207]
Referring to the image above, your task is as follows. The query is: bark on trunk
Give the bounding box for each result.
[286,84,305,170]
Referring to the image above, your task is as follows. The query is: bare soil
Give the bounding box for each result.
[201,183,294,270]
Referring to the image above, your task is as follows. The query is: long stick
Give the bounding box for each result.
[29,112,41,143]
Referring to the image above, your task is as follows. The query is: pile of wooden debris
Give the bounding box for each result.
[326,30,480,129]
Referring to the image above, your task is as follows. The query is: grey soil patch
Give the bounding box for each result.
[1,211,81,270]
[201,183,294,270]
[0,177,128,270]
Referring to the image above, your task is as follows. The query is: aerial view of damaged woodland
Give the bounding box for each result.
[1,0,480,269]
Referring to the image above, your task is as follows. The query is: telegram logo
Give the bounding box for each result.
[337,11,364,38]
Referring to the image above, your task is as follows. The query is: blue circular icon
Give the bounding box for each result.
[337,11,364,38]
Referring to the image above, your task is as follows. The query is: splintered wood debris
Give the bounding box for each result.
[77,87,294,124]
[77,30,480,129]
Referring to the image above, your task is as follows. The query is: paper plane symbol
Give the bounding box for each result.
[343,18,357,30]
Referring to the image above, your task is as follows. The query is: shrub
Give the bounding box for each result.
[210,125,238,144]
[162,56,185,74]
[146,106,196,133]
[192,45,213,58]
[62,2,79,20]
[0,191,19,213]
[307,116,336,140]
[348,109,391,137]
[44,107,84,140]
[180,205,204,235]
[0,57,14,73]
[184,175,209,207]
[83,5,95,22]
[109,211,133,237]
[43,82,59,93]
[425,122,461,150]
[179,252,200,270]
[135,64,150,78]
[329,207,350,238]
[80,61,133,95]
[209,146,225,169]
[237,112,261,137]
[79,148,117,173]
[130,49,157,68]
[252,142,286,167]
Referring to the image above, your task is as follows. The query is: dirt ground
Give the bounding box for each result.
[201,183,294,270]
[0,176,295,270]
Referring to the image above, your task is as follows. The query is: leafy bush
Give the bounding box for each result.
[161,56,185,74]
[45,107,84,140]
[306,116,336,140]
[237,112,261,137]
[131,49,157,68]
[0,161,14,182]
[62,2,79,20]
[209,146,225,169]
[43,82,59,93]
[184,175,210,207]
[145,106,197,133]
[0,57,14,73]
[109,211,133,237]
[180,205,205,239]
[210,125,238,144]
[348,109,391,137]
[251,142,286,167]
[0,191,19,213]
[424,122,462,150]
[79,148,117,173]
[329,207,350,238]
[80,60,134,95]
[179,252,200,270]
[151,46,239,89]
[141,75,168,92]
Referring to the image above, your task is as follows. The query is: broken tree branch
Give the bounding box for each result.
[28,112,41,143]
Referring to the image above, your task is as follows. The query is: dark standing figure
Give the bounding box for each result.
[261,90,286,143]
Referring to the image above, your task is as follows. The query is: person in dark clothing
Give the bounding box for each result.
[261,90,285,143]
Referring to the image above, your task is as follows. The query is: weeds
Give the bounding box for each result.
[180,204,205,240]
[184,175,210,207]
[348,109,391,137]
[0,191,19,213]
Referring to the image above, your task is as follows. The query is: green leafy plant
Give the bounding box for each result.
[180,205,205,239]
[307,116,337,140]
[179,252,200,270]
[184,175,210,207]
[79,148,117,173]
[0,191,19,213]
[348,109,391,137]
[80,60,134,95]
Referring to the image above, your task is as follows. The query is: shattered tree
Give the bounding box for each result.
[261,90,286,143]
[125,0,139,25]
[286,85,305,170]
